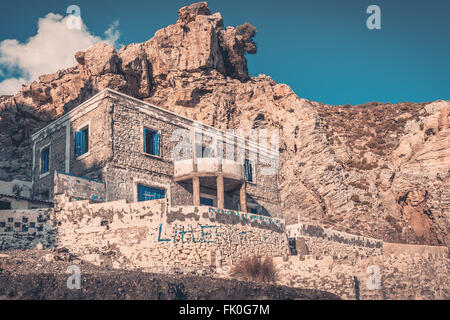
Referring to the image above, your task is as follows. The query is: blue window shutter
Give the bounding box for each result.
[41,151,45,173]
[44,150,49,172]
[244,160,248,180]
[244,159,253,182]
[75,131,82,157]
[154,132,160,156]
[41,148,49,174]
[80,130,85,154]
[138,185,165,202]
[143,128,148,154]
[138,185,147,201]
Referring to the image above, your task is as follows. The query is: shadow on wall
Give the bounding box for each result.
[0,99,55,181]
[0,208,57,250]
[247,194,272,217]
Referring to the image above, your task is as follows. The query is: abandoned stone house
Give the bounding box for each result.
[30,88,281,217]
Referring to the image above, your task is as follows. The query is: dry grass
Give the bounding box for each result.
[230,255,277,283]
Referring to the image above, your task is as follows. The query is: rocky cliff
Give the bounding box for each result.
[0,2,448,246]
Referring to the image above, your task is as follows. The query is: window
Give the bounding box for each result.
[243,159,254,182]
[144,128,160,156]
[137,184,165,201]
[0,200,11,210]
[40,146,50,174]
[195,143,213,158]
[249,208,258,214]
[75,126,89,157]
[195,133,214,158]
[200,197,214,206]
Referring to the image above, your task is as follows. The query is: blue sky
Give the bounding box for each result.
[0,0,449,104]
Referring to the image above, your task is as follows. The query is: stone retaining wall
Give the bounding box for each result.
[1,202,447,300]
[281,223,448,299]
[274,242,448,300]
[287,223,383,258]
[54,199,288,273]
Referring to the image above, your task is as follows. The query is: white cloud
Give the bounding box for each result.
[0,13,121,95]
[0,78,28,95]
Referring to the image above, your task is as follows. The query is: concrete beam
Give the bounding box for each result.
[193,176,200,206]
[240,182,247,213]
[217,173,224,209]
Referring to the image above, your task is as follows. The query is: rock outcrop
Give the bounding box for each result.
[0,2,448,246]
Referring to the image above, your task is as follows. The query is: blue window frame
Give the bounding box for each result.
[41,146,50,174]
[137,184,165,202]
[144,128,160,156]
[249,208,258,214]
[75,126,89,157]
[243,159,253,182]
[200,197,214,206]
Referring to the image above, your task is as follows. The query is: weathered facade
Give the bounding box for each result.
[30,88,281,217]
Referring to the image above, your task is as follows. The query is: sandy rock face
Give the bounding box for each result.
[0,2,448,246]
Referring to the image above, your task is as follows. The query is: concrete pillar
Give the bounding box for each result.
[240,182,247,213]
[217,173,224,209]
[193,176,200,206]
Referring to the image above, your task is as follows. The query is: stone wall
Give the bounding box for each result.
[32,124,67,200]
[274,242,448,300]
[32,93,113,201]
[279,222,448,300]
[287,223,383,258]
[0,208,55,249]
[54,198,287,274]
[54,172,105,202]
[0,198,447,300]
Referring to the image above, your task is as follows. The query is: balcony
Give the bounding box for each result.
[174,158,243,181]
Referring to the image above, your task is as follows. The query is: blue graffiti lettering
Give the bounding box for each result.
[157,224,171,242]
